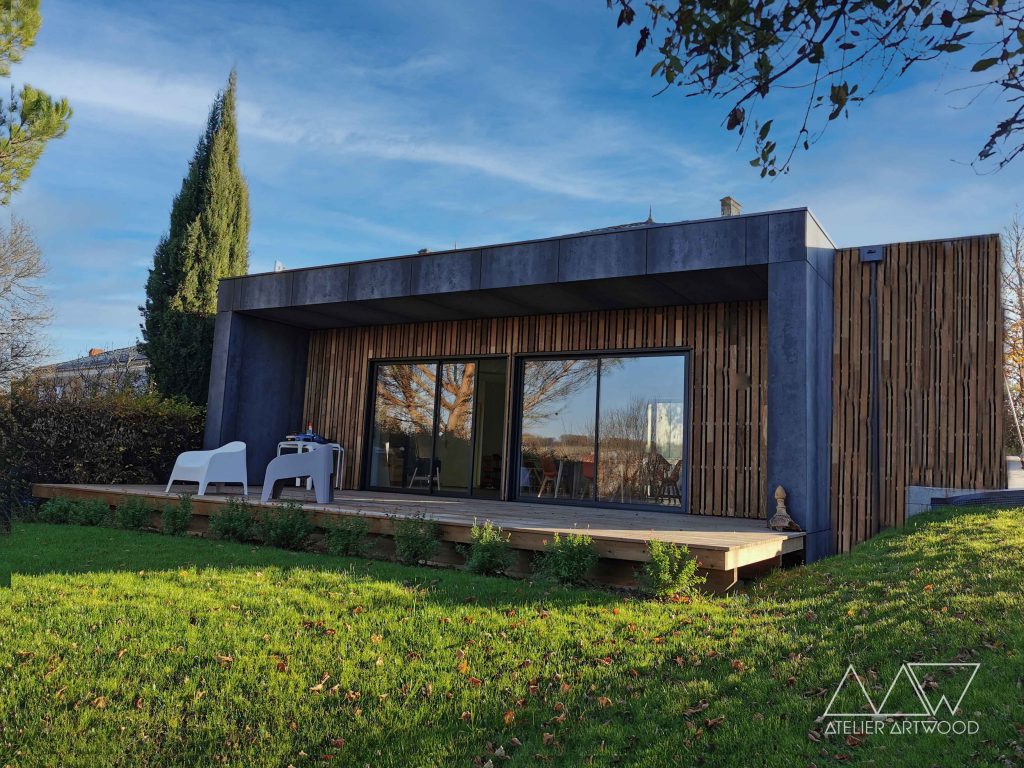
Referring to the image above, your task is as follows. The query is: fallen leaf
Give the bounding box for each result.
[596,696,613,708]
[704,716,725,730]
[215,654,234,665]
[116,648,128,660]
[542,732,556,745]
[310,673,330,693]
[683,700,709,717]
[329,738,346,748]
[92,696,108,709]
[460,711,473,722]
[845,735,862,748]
[807,729,823,743]
[923,584,935,593]
[468,676,483,686]
[503,710,515,726]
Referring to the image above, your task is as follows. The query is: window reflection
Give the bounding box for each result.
[517,354,686,508]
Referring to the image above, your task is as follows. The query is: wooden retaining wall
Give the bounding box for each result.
[831,236,1006,551]
[304,302,769,518]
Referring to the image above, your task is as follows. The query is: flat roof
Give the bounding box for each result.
[218,207,836,328]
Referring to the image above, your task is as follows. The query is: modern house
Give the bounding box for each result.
[200,201,1006,563]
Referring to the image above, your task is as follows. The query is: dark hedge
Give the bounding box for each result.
[0,391,205,518]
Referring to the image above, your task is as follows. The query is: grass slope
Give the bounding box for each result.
[1,508,1022,767]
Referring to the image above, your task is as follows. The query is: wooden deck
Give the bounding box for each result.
[31,484,804,588]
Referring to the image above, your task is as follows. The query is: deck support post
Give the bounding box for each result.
[766,213,835,562]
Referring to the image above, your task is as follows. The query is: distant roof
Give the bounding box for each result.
[50,344,148,373]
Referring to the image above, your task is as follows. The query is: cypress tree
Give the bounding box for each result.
[141,70,249,405]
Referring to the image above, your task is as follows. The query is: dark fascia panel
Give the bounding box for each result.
[239,267,769,329]
[220,207,811,321]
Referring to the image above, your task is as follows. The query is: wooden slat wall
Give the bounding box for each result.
[831,236,1006,552]
[304,302,768,518]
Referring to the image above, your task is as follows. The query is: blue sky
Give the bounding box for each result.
[11,0,1024,361]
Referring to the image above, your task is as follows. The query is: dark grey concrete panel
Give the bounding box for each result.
[348,258,412,301]
[766,260,834,562]
[480,241,559,289]
[744,216,769,265]
[204,311,241,449]
[411,250,480,295]
[204,311,308,483]
[292,265,349,306]
[768,211,806,263]
[647,219,745,273]
[217,279,241,312]
[238,273,292,310]
[558,229,646,282]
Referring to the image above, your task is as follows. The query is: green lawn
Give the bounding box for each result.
[1,509,1022,767]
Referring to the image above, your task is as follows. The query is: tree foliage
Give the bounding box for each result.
[1004,211,1024,453]
[0,217,48,390]
[609,0,1024,173]
[141,71,249,405]
[0,0,71,204]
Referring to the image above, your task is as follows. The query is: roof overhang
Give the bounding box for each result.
[219,208,834,329]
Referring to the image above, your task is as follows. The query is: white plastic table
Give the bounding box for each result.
[276,441,344,490]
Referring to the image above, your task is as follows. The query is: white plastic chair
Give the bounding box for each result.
[165,441,248,496]
[262,443,334,504]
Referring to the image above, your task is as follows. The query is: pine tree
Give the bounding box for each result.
[141,71,249,405]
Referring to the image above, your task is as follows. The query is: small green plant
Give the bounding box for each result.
[533,531,598,585]
[208,498,256,542]
[392,513,441,565]
[638,541,706,598]
[459,519,515,576]
[257,501,312,550]
[162,494,192,536]
[38,497,75,524]
[69,499,111,527]
[114,497,153,530]
[325,515,371,557]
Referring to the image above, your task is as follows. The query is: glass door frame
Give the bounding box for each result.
[509,347,693,513]
[362,354,509,498]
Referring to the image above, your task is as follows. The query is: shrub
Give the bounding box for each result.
[459,519,515,576]
[392,513,441,565]
[208,498,256,542]
[325,515,371,557]
[638,541,706,598]
[533,532,598,585]
[161,494,192,536]
[38,497,76,525]
[68,499,111,527]
[115,497,153,530]
[0,389,204,515]
[257,501,312,550]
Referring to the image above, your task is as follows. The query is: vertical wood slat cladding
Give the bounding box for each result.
[304,302,768,518]
[831,236,1006,552]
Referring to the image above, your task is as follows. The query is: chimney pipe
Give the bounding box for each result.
[720,196,742,217]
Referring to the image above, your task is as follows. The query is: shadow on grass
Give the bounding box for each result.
[0,522,623,611]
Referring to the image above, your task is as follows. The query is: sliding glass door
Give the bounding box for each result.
[517,352,688,509]
[367,358,507,496]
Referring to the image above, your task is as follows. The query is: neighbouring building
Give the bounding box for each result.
[203,202,1006,561]
[32,344,149,397]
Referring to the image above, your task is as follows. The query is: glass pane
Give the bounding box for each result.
[472,359,507,498]
[369,362,437,490]
[434,361,476,493]
[519,358,600,500]
[597,355,686,506]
